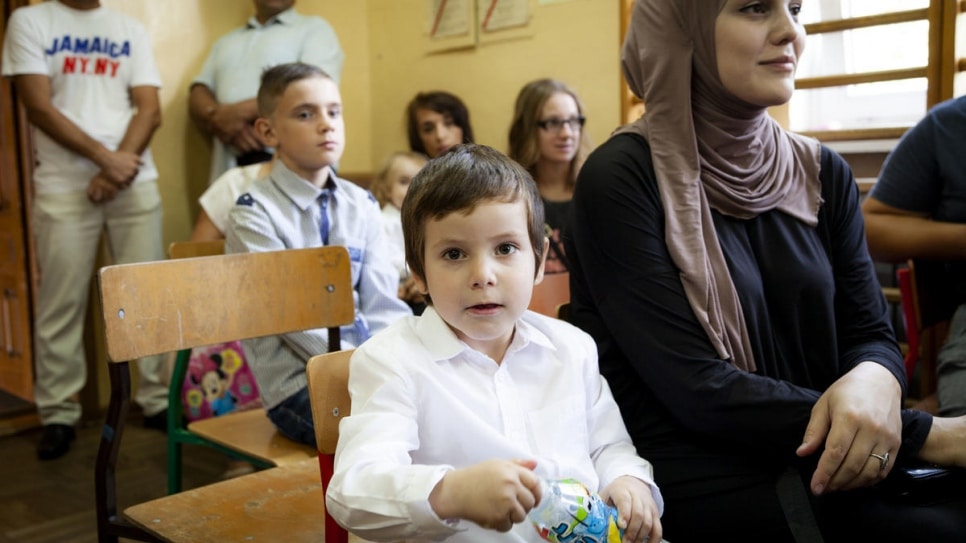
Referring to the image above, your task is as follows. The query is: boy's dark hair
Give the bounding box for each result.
[406,91,475,155]
[257,62,332,117]
[401,144,545,304]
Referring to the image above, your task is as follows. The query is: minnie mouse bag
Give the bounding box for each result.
[181,341,262,421]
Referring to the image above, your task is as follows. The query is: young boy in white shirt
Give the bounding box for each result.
[326,144,663,542]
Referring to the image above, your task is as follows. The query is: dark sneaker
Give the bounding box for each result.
[37,424,76,461]
[143,409,168,433]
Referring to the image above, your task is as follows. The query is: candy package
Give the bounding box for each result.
[529,478,623,543]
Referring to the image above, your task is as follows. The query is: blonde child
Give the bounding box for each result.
[371,151,428,308]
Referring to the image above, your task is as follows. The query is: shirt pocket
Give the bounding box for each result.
[342,238,366,285]
[527,398,589,462]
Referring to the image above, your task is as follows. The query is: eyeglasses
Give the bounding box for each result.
[536,116,586,133]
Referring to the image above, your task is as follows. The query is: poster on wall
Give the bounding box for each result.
[477,0,535,44]
[426,0,477,53]
[479,0,529,32]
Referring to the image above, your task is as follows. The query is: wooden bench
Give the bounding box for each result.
[95,246,354,542]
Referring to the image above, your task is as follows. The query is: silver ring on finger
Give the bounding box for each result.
[869,451,890,471]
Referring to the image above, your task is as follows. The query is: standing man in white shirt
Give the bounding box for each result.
[189,0,345,183]
[2,0,168,460]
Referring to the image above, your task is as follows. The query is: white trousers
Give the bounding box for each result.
[32,181,168,425]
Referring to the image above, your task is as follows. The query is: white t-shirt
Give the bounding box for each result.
[1,1,162,194]
[198,162,267,234]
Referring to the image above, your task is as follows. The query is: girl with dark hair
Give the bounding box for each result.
[406,91,474,158]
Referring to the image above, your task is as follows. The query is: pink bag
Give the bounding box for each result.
[181,341,262,421]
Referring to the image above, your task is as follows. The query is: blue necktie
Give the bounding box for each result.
[319,189,369,343]
[319,191,331,245]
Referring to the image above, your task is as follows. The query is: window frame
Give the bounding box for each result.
[618,0,966,141]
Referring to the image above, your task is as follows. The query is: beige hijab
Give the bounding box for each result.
[618,0,822,371]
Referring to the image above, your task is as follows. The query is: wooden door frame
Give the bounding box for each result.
[0,0,38,417]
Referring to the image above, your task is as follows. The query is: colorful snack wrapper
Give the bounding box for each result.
[529,478,623,543]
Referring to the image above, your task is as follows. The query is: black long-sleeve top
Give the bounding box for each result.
[567,133,932,499]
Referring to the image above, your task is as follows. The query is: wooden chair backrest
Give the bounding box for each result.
[556,301,571,323]
[911,259,962,330]
[307,349,354,456]
[306,348,355,543]
[95,246,354,541]
[167,239,226,259]
[99,246,354,362]
[898,260,956,398]
[529,272,570,318]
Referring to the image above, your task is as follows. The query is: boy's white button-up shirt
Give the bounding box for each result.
[327,307,662,542]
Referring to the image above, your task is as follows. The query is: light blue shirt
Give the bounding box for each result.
[192,8,345,182]
[225,160,411,409]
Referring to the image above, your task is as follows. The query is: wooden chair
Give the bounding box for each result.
[165,239,232,494]
[306,349,355,543]
[165,240,317,493]
[897,260,957,400]
[95,246,354,542]
[529,272,570,318]
[556,301,571,323]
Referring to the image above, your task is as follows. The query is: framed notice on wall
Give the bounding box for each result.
[426,0,477,53]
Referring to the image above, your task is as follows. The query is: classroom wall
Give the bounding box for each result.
[97,0,620,247]
[367,0,621,170]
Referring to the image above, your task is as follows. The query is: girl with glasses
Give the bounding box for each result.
[508,79,591,288]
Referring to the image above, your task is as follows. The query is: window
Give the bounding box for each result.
[619,0,966,141]
[791,0,932,135]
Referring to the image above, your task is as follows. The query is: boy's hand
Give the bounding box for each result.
[599,476,662,543]
[429,459,540,532]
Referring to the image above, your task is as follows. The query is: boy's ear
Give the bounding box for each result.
[254,117,277,148]
[533,238,549,285]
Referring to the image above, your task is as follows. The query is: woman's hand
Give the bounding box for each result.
[796,361,902,495]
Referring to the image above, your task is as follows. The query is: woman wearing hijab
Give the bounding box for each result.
[567,1,966,541]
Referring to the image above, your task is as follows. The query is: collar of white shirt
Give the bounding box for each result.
[414,306,558,365]
[246,7,298,29]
